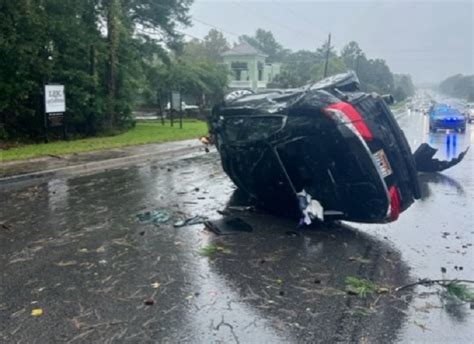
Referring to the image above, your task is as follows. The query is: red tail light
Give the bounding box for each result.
[389,186,401,221]
[324,102,374,141]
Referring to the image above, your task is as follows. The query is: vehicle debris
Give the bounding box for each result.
[227,205,256,212]
[173,216,207,227]
[136,210,171,225]
[209,72,469,224]
[205,217,253,235]
[413,143,469,173]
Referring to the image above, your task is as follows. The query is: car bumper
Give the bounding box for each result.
[431,119,465,130]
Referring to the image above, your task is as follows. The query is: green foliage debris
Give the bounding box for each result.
[444,282,474,303]
[345,276,381,298]
[199,244,230,257]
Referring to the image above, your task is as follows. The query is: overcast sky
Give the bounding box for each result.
[182,0,473,84]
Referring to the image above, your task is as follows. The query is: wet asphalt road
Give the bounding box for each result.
[1,96,473,343]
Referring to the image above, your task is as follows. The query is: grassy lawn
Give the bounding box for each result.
[1,120,208,162]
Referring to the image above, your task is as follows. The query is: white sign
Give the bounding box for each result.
[171,91,181,111]
[45,85,66,113]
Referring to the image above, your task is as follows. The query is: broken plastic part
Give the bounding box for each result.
[413,143,469,172]
[204,217,253,235]
[173,216,206,228]
[136,210,171,225]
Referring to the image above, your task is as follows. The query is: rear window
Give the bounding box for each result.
[223,116,285,143]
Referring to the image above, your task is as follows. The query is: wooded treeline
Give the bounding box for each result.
[439,74,474,101]
[0,0,201,140]
[0,2,415,141]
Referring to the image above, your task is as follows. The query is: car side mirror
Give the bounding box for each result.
[381,94,395,105]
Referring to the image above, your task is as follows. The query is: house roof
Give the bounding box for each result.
[221,42,267,57]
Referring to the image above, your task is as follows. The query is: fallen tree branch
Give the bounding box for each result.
[395,279,474,292]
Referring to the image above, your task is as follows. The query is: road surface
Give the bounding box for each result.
[1,97,473,343]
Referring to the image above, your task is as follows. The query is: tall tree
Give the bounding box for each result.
[105,0,119,129]
[393,74,415,101]
[0,0,193,140]
[183,29,229,63]
[439,74,474,100]
[240,29,287,62]
[202,29,229,62]
[341,41,366,73]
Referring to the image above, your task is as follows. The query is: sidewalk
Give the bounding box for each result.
[0,139,206,184]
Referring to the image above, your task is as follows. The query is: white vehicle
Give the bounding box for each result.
[166,101,199,111]
[465,103,474,123]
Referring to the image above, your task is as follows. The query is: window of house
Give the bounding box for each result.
[257,61,264,81]
[231,62,248,81]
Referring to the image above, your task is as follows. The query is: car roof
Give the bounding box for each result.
[432,104,463,116]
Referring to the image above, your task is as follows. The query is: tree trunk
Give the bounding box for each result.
[106,0,118,130]
[88,44,97,135]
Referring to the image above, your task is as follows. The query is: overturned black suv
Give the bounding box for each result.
[209,72,468,224]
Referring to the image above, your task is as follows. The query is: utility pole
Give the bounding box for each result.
[355,53,360,75]
[323,33,331,78]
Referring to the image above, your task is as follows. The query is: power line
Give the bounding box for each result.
[191,17,241,38]
[176,29,204,41]
[270,0,329,40]
[136,26,203,42]
[230,1,325,42]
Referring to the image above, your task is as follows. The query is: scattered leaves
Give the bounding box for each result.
[348,256,371,264]
[31,308,43,317]
[144,299,155,306]
[56,260,77,267]
[444,282,474,302]
[199,244,230,257]
[345,276,382,298]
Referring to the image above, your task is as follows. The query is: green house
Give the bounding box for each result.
[221,42,281,91]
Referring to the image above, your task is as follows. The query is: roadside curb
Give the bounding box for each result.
[0,144,207,186]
